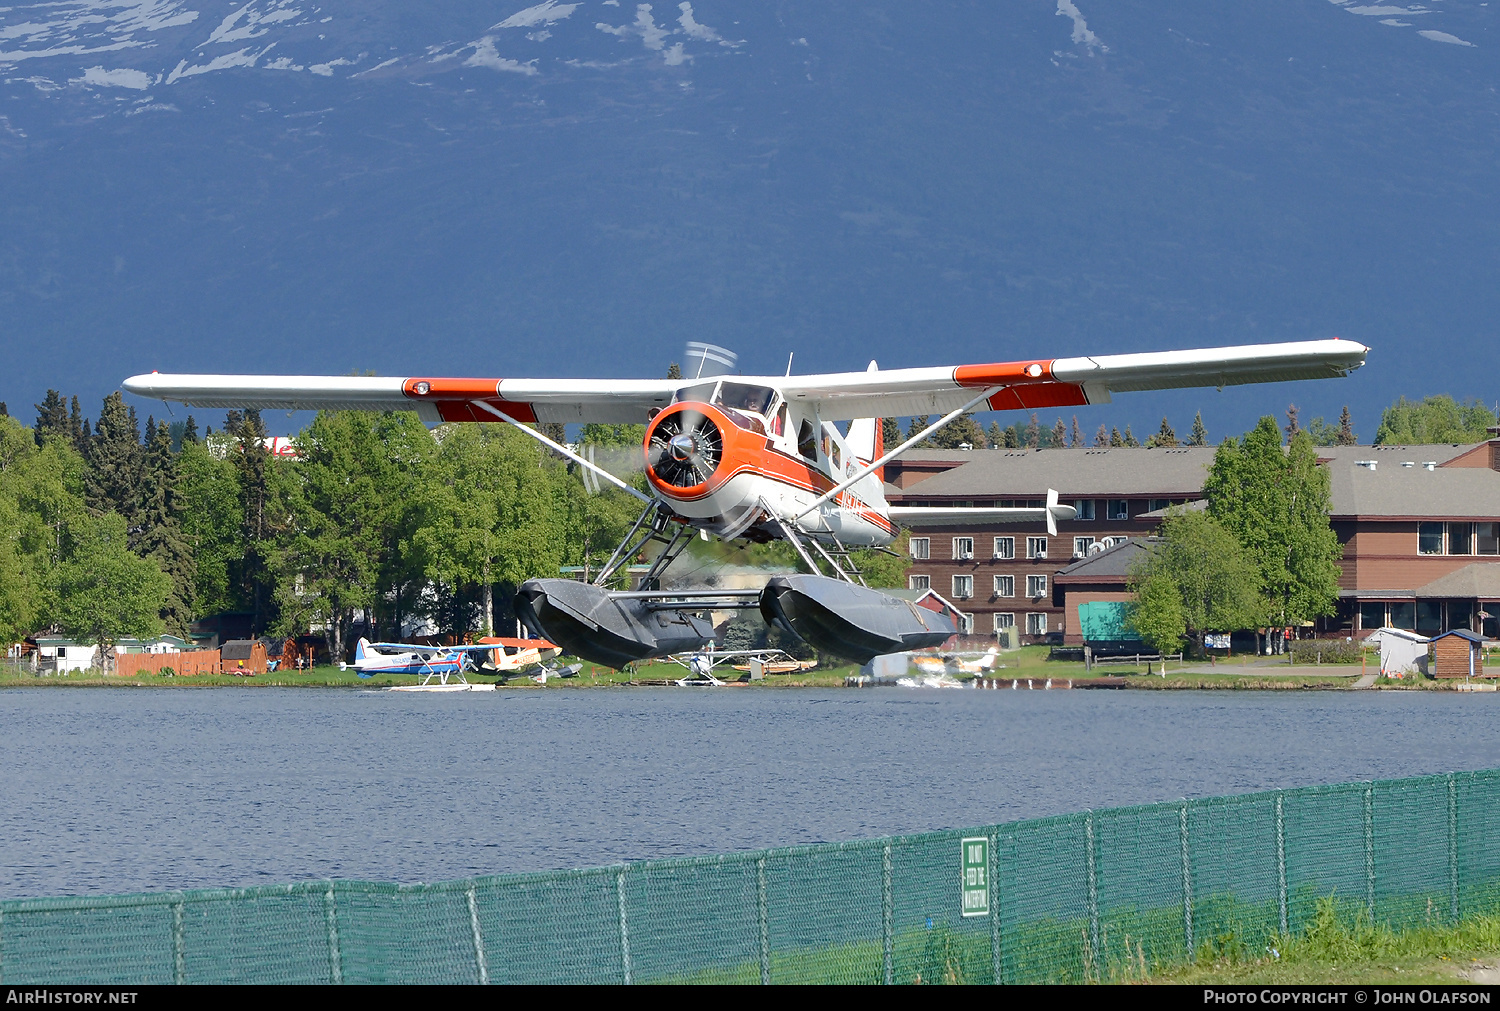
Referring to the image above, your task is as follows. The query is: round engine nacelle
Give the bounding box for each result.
[644,403,728,497]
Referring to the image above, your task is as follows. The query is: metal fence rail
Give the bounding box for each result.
[3,769,1499,984]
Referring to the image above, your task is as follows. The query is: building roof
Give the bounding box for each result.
[1327,464,1500,519]
[1431,628,1489,644]
[1413,564,1500,601]
[1054,537,1159,583]
[884,586,964,616]
[1314,443,1480,466]
[890,447,1217,498]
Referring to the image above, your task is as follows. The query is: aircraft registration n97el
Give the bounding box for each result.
[123,339,1367,668]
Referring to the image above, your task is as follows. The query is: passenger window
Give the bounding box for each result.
[798,420,818,461]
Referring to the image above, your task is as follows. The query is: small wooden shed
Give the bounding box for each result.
[220,639,268,675]
[1431,629,1488,679]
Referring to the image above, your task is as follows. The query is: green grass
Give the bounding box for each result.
[1149,897,1500,986]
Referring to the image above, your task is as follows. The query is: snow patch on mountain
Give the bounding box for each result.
[493,2,579,31]
[202,2,309,47]
[595,1,735,63]
[74,65,152,88]
[1419,29,1476,44]
[1055,1,1106,54]
[463,37,537,75]
[166,44,270,83]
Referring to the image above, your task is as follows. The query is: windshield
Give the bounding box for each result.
[715,383,777,416]
[672,382,718,405]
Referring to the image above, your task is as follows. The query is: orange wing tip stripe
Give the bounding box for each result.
[404,378,538,423]
[403,377,504,399]
[953,360,1058,387]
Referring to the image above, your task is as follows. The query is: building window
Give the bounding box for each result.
[908,575,930,591]
[1027,537,1047,559]
[1149,499,1170,512]
[993,536,1015,560]
[1026,612,1048,636]
[1108,499,1130,521]
[1479,522,1500,555]
[1449,522,1474,555]
[953,575,974,599]
[1073,499,1095,521]
[1359,602,1386,630]
[1416,601,1443,634]
[1419,522,1444,554]
[1027,575,1048,598]
[993,612,1015,632]
[952,537,975,561]
[958,613,974,635]
[1388,602,1415,630]
[994,575,1014,598]
[909,537,930,560]
[1073,537,1095,558]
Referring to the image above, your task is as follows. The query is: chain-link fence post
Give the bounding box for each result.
[616,866,631,985]
[880,843,892,985]
[323,882,342,985]
[1363,785,1376,921]
[1085,811,1099,973]
[758,856,770,986]
[1275,793,1288,936]
[172,896,185,985]
[1448,773,1459,923]
[989,829,1001,987]
[466,882,489,985]
[1179,801,1193,961]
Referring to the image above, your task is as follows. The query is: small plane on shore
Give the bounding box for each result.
[125,337,1367,669]
[911,648,1002,679]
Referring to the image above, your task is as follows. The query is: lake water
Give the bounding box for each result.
[1,687,1496,900]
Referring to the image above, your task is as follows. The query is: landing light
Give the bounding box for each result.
[414,381,431,395]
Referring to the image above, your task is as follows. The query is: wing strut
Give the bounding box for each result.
[794,385,1001,522]
[469,400,652,504]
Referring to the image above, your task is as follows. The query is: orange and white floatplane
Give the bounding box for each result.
[123,338,1367,668]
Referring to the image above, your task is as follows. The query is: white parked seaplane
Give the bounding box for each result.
[124,338,1367,668]
[342,638,497,691]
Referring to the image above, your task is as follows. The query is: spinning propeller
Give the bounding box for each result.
[647,410,723,488]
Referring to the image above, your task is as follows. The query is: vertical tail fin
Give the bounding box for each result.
[355,637,370,661]
[845,361,880,475]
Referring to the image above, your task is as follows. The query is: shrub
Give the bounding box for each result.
[1289,639,1366,664]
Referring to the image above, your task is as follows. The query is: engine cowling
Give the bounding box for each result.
[644,403,728,498]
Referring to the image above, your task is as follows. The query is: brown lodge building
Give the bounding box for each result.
[887,438,1500,645]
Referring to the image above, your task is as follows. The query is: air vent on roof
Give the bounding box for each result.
[1423,461,1437,471]
[1355,460,1377,471]
[1401,462,1414,468]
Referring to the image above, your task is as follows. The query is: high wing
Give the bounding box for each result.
[888,490,1077,535]
[122,339,1366,425]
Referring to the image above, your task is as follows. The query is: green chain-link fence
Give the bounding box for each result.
[5,768,1500,984]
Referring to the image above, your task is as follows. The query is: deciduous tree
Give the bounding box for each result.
[1128,509,1262,655]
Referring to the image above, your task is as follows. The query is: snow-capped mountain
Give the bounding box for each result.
[1,2,1495,433]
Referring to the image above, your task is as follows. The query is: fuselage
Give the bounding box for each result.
[639,380,896,547]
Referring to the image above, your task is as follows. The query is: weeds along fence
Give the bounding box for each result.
[5,768,1500,984]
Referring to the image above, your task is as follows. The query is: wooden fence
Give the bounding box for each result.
[114,650,222,677]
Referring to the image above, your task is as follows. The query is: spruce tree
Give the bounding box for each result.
[666,362,683,380]
[1336,406,1356,446]
[1002,426,1019,449]
[68,396,85,450]
[1152,417,1178,448]
[228,409,272,633]
[86,392,142,524]
[1094,424,1108,447]
[1051,418,1067,448]
[1109,427,1123,447]
[1285,404,1300,440]
[881,417,902,451]
[1123,425,1140,448]
[1071,416,1083,448]
[1025,413,1040,449]
[1188,411,1208,447]
[137,419,196,635]
[33,390,67,446]
[987,421,1003,449]
[907,416,930,442]
[182,416,199,445]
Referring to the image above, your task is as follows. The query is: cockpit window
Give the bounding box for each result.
[716,383,777,417]
[672,382,719,405]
